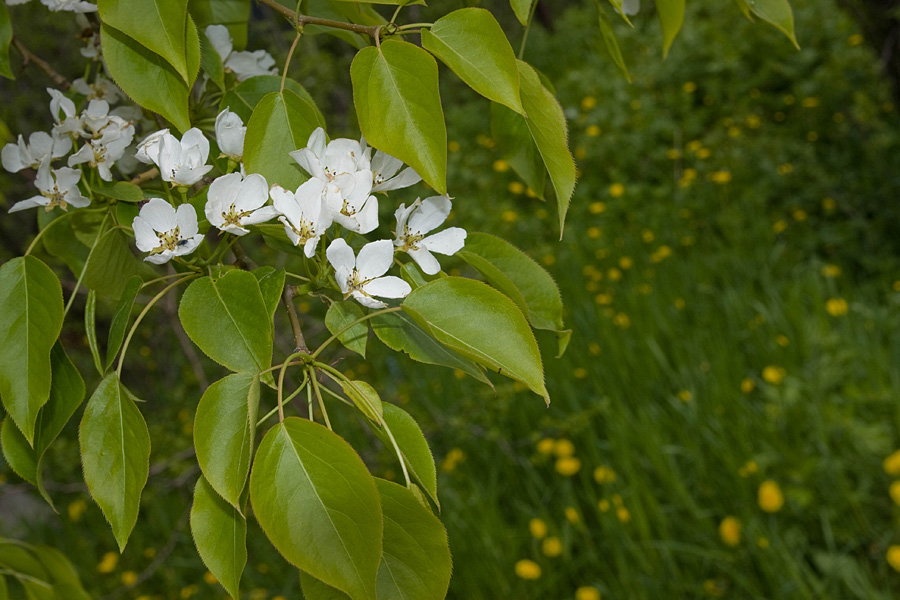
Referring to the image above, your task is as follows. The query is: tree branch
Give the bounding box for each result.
[257,0,381,37]
[282,285,309,353]
[11,37,70,90]
[129,168,159,185]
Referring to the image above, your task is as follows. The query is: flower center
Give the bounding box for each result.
[400,226,424,251]
[152,227,181,254]
[221,203,253,228]
[286,217,317,244]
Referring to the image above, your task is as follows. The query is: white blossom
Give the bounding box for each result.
[360,138,421,192]
[135,129,169,165]
[393,196,466,275]
[205,25,233,63]
[271,179,333,257]
[40,0,98,12]
[205,24,277,82]
[72,76,122,104]
[328,171,379,234]
[205,172,277,236]
[621,0,640,15]
[67,121,134,181]
[8,162,88,213]
[48,88,83,137]
[327,238,411,309]
[137,128,212,186]
[2,131,71,173]
[215,109,245,162]
[132,198,204,264]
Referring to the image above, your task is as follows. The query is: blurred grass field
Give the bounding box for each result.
[3,0,900,598]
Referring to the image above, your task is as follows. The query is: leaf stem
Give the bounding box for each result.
[257,370,308,427]
[62,213,110,321]
[383,420,412,489]
[518,0,540,59]
[277,351,308,422]
[309,370,332,431]
[257,0,380,37]
[311,306,402,359]
[280,30,303,93]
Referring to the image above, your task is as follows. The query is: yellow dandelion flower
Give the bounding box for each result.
[97,552,118,574]
[677,390,693,403]
[573,367,588,379]
[807,131,819,142]
[894,280,900,292]
[696,147,711,159]
[739,460,758,477]
[762,366,786,385]
[616,507,631,523]
[576,586,601,600]
[575,146,588,160]
[565,506,580,524]
[674,297,686,310]
[609,183,625,197]
[508,181,525,194]
[535,208,547,219]
[758,479,785,512]
[554,439,575,457]
[180,584,198,598]
[537,438,556,455]
[777,163,794,175]
[888,546,900,572]
[682,168,698,181]
[593,466,617,484]
[453,368,466,380]
[719,516,741,546]
[529,518,548,539]
[514,559,541,580]
[683,81,697,93]
[687,140,703,153]
[586,125,601,137]
[666,148,681,159]
[848,33,864,46]
[588,342,601,355]
[542,536,563,557]
[612,494,623,507]
[783,94,796,105]
[587,226,602,239]
[493,159,510,172]
[821,264,841,278]
[757,537,770,548]
[792,208,807,221]
[68,499,87,522]
[555,457,581,477]
[542,254,556,266]
[613,313,631,329]
[641,229,655,243]
[448,141,460,152]
[476,134,494,148]
[589,201,606,214]
[773,220,787,233]
[728,126,741,138]
[776,335,789,347]
[143,547,156,558]
[651,245,672,263]
[525,187,537,197]
[441,448,465,472]
[825,298,848,317]
[704,579,725,597]
[890,481,900,506]
[121,571,138,586]
[607,268,622,281]
[202,571,217,585]
[884,450,900,475]
[501,210,517,223]
[708,171,732,184]
[746,115,762,128]
[581,96,598,111]
[618,256,633,270]
[598,499,610,512]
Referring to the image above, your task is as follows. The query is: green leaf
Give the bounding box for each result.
[0,4,13,80]
[400,261,440,290]
[490,102,546,199]
[330,0,422,4]
[299,480,451,600]
[457,232,570,356]
[325,301,367,358]
[244,90,325,192]
[0,257,64,444]
[1,418,37,485]
[105,276,143,371]
[194,373,259,508]
[93,180,145,203]
[199,32,225,91]
[250,418,382,600]
[510,0,533,25]
[178,270,273,373]
[735,0,798,47]
[37,209,88,276]
[371,311,491,386]
[351,39,447,195]
[378,403,438,510]
[190,475,246,599]
[403,277,548,404]
[85,290,103,375]
[607,0,633,24]
[101,23,192,133]
[189,0,251,49]
[79,373,150,552]
[252,266,285,324]
[84,228,153,298]
[220,75,324,124]
[596,1,631,81]
[421,8,523,114]
[516,60,576,237]
[97,0,192,83]
[657,0,685,57]
[340,380,382,424]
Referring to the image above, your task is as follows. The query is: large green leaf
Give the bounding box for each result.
[299,480,451,600]
[351,39,447,195]
[0,540,90,600]
[190,475,246,599]
[657,0,685,57]
[516,60,576,237]
[490,102,546,199]
[190,0,251,49]
[458,232,570,356]
[377,403,438,510]
[194,373,259,508]
[79,373,150,551]
[325,301,368,358]
[0,256,64,444]
[402,277,548,404]
[220,75,323,124]
[101,23,192,132]
[244,90,325,192]
[371,311,490,386]
[252,266,285,325]
[84,228,153,298]
[0,4,13,80]
[736,0,798,47]
[510,0,533,25]
[178,270,273,373]
[105,276,143,371]
[596,1,631,81]
[422,8,523,114]
[250,418,382,600]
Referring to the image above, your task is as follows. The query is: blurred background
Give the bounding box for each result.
[2,0,900,598]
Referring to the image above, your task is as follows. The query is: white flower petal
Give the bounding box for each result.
[8,196,49,213]
[54,166,81,190]
[372,166,422,192]
[205,24,233,62]
[175,203,200,238]
[242,205,279,226]
[421,227,466,256]
[408,247,441,275]
[354,196,379,235]
[67,144,94,167]
[355,239,394,281]
[308,128,326,157]
[144,249,174,265]
[132,216,158,252]
[2,142,27,173]
[181,128,210,162]
[302,236,321,258]
[326,238,356,273]
[139,197,178,232]
[363,276,411,300]
[350,290,386,309]
[408,195,451,235]
[289,148,325,180]
[236,173,269,211]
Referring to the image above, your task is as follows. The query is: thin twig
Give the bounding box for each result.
[257,0,380,37]
[130,168,159,185]
[282,286,309,353]
[12,37,70,89]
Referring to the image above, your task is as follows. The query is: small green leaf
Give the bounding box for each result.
[220,75,324,123]
[371,311,491,386]
[735,0,798,47]
[199,32,225,91]
[0,3,13,80]
[85,290,103,375]
[250,418,382,600]
[0,256,64,444]
[79,373,150,551]
[251,266,285,325]
[194,373,259,508]
[377,403,438,509]
[458,232,570,356]
[325,301,368,358]
[400,261,440,290]
[422,8,523,114]
[1,418,37,485]
[517,60,576,237]
[97,0,192,83]
[244,90,325,192]
[596,1,631,81]
[101,23,192,132]
[190,475,246,599]
[178,270,273,373]
[84,228,153,298]
[403,277,549,404]
[341,380,382,424]
[105,276,143,371]
[351,39,447,195]
[510,0,533,25]
[490,102,546,199]
[657,0,685,57]
[93,180,145,203]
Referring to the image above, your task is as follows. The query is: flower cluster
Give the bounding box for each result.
[6,0,97,13]
[204,25,277,82]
